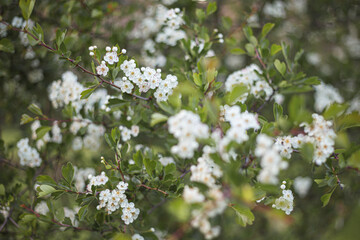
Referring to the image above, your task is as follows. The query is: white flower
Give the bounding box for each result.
[104,51,119,65]
[96,61,109,76]
[183,186,205,203]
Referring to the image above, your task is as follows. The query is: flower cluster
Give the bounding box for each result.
[183,147,226,239]
[190,188,227,239]
[272,181,294,215]
[225,64,273,103]
[255,134,288,184]
[35,201,49,215]
[314,82,343,112]
[132,234,144,240]
[119,125,140,142]
[158,155,175,166]
[216,105,260,162]
[97,181,140,225]
[17,138,42,167]
[301,114,336,165]
[86,172,109,192]
[168,110,209,158]
[190,146,222,188]
[156,8,185,46]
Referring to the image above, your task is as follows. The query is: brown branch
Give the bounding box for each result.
[137,184,168,196]
[1,21,150,102]
[21,204,90,231]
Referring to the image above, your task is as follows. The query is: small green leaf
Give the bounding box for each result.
[36,175,57,187]
[231,204,255,227]
[261,23,275,39]
[274,59,286,76]
[273,103,283,121]
[321,187,336,207]
[243,26,253,41]
[231,48,246,55]
[206,2,217,15]
[78,205,89,221]
[193,72,202,87]
[270,44,282,56]
[36,126,52,139]
[62,162,74,185]
[227,84,248,104]
[28,103,43,116]
[150,113,168,127]
[323,103,349,119]
[245,43,255,56]
[196,9,206,23]
[0,38,15,53]
[38,185,58,198]
[144,158,156,177]
[19,0,36,20]
[80,88,96,99]
[20,114,34,125]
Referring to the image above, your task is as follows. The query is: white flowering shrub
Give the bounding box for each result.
[1,0,360,239]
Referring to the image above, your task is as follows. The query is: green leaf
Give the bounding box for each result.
[231,204,255,227]
[0,38,15,53]
[321,187,336,207]
[193,72,202,87]
[231,48,246,55]
[62,162,74,185]
[243,26,253,41]
[261,23,275,39]
[38,185,58,198]
[323,103,349,120]
[78,205,88,221]
[245,43,255,56]
[144,158,156,177]
[206,2,217,15]
[133,151,143,168]
[167,199,190,222]
[206,68,217,83]
[273,103,283,121]
[226,85,248,104]
[28,103,43,116]
[20,114,34,125]
[19,0,36,20]
[300,142,314,163]
[150,113,168,127]
[270,44,282,56]
[36,175,57,187]
[196,9,206,23]
[222,16,232,30]
[336,112,360,131]
[80,88,96,99]
[36,126,52,139]
[274,59,286,76]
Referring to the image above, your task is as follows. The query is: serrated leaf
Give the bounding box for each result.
[62,162,74,185]
[231,204,255,227]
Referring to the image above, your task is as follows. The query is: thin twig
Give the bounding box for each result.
[1,21,150,102]
[137,184,168,196]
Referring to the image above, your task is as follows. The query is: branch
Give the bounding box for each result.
[137,184,168,196]
[1,21,151,102]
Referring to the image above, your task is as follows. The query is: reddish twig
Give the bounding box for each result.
[137,184,168,196]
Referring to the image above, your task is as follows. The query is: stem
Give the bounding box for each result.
[1,21,151,101]
[137,184,168,196]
